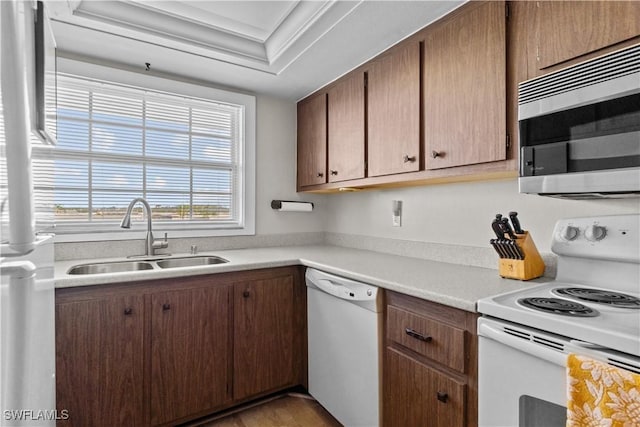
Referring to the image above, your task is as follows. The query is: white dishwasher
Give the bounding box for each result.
[305,268,382,427]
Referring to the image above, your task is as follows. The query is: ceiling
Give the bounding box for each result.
[47,1,464,100]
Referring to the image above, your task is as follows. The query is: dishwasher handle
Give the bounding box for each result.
[310,278,377,302]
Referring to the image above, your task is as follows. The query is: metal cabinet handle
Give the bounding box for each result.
[162,303,171,311]
[437,392,448,403]
[403,155,416,163]
[405,327,432,342]
[431,150,443,159]
[330,170,338,176]
[124,308,133,316]
[317,172,324,178]
[243,290,250,298]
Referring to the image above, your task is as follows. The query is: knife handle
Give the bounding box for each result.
[509,211,524,234]
[512,241,525,260]
[501,218,516,239]
[492,219,504,239]
[490,239,504,258]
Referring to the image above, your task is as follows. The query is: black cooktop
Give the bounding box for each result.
[553,287,640,309]
[517,297,599,317]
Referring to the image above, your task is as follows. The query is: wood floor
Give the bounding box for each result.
[193,394,342,427]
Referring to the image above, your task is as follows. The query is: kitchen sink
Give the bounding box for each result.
[156,256,228,269]
[67,260,155,275]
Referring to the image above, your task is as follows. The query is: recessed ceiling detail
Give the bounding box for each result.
[47,1,465,100]
[50,0,360,72]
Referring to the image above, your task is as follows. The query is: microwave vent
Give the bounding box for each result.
[519,44,640,104]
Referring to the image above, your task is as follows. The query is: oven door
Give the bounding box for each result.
[479,317,640,426]
[478,318,567,427]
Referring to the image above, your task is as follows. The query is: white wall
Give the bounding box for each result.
[254,95,326,234]
[324,178,640,253]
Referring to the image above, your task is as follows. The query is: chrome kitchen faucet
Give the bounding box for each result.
[120,197,168,257]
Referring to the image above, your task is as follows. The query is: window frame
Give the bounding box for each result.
[51,57,256,243]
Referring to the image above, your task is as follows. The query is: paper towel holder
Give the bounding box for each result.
[271,200,314,212]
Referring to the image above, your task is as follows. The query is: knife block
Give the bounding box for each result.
[498,232,545,281]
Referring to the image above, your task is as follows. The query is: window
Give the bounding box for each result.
[37,62,255,241]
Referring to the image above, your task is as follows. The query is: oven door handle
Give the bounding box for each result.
[479,322,567,367]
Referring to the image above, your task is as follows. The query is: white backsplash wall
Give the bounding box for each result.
[324,178,640,254]
[254,95,326,235]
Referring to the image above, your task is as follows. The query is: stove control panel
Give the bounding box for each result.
[552,215,639,263]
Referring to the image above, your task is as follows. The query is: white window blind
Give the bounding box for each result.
[45,74,246,233]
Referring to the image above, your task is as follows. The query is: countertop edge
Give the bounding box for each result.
[54,245,536,313]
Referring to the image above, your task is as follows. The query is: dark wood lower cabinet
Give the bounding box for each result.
[233,275,295,400]
[384,347,466,427]
[150,286,232,425]
[55,267,305,427]
[383,291,478,427]
[55,295,145,427]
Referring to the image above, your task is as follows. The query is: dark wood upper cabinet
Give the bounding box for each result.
[150,285,232,425]
[367,41,421,177]
[56,295,145,427]
[297,94,327,187]
[536,1,640,70]
[328,72,366,182]
[424,1,507,170]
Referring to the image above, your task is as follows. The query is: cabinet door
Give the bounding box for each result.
[367,42,421,177]
[234,274,295,400]
[297,94,327,187]
[328,72,365,182]
[424,1,506,170]
[150,285,232,425]
[56,296,144,427]
[537,1,640,70]
[384,348,466,427]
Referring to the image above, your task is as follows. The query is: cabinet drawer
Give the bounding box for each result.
[387,305,466,372]
[384,347,466,427]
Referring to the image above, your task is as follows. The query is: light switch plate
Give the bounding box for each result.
[392,200,402,227]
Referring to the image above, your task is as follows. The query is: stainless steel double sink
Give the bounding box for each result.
[67,255,229,275]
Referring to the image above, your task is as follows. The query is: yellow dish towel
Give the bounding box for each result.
[567,353,640,426]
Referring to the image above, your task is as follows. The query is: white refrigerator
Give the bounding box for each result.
[0,1,56,426]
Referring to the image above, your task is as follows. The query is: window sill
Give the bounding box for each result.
[52,225,255,243]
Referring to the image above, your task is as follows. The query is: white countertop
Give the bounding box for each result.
[55,245,538,312]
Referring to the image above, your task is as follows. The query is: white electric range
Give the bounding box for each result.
[477,214,640,427]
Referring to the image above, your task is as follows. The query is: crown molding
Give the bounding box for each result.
[48,0,357,74]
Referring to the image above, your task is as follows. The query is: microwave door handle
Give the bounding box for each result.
[478,322,567,367]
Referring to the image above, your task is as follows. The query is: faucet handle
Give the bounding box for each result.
[153,233,169,250]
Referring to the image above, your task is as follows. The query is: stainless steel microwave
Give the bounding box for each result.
[518,44,640,199]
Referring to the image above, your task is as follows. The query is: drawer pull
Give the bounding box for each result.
[405,327,432,342]
[162,303,171,311]
[123,308,133,316]
[437,392,449,403]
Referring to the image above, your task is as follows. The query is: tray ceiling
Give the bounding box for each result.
[48,1,464,100]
